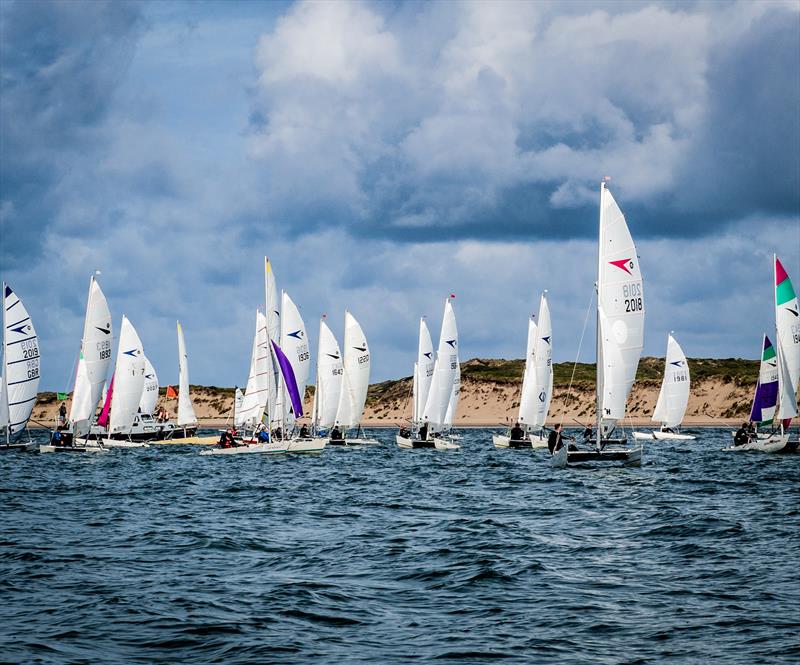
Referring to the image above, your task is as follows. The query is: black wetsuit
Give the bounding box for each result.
[548,430,563,454]
[510,425,525,441]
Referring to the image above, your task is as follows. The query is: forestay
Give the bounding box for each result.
[335,311,371,430]
[1,283,41,437]
[651,334,690,429]
[597,183,645,431]
[69,276,112,423]
[109,316,146,434]
[176,321,197,427]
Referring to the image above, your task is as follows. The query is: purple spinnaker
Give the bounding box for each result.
[750,380,778,423]
[272,340,303,418]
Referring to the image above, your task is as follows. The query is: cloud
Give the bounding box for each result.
[247,0,799,242]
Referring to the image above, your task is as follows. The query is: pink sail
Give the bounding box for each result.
[97,373,115,427]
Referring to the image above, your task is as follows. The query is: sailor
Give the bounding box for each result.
[418,422,429,441]
[330,425,343,441]
[548,424,564,454]
[257,428,270,443]
[58,402,67,428]
[299,424,310,438]
[510,422,525,441]
[273,427,283,441]
[582,427,593,442]
[734,423,750,446]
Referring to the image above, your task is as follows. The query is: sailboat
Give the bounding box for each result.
[0,283,41,451]
[552,181,643,467]
[633,333,695,441]
[309,316,343,444]
[725,256,799,453]
[330,311,377,445]
[397,297,460,450]
[236,310,270,431]
[493,291,553,449]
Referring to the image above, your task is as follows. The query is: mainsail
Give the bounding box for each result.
[413,318,435,424]
[422,298,458,431]
[279,292,309,419]
[312,318,343,431]
[69,276,112,423]
[108,316,145,434]
[651,334,690,429]
[774,256,799,423]
[749,335,778,425]
[238,311,269,427]
[1,283,41,438]
[596,182,645,434]
[517,315,538,426]
[176,321,197,427]
[334,311,371,431]
[138,355,159,415]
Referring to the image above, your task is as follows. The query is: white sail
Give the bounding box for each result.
[532,292,553,428]
[279,291,310,419]
[335,311,371,431]
[651,334,690,428]
[176,321,197,426]
[597,183,645,431]
[774,255,799,421]
[443,359,460,428]
[238,311,269,427]
[413,318,435,423]
[69,277,113,423]
[109,316,145,434]
[1,283,41,437]
[265,258,281,343]
[138,355,159,415]
[517,316,538,425]
[422,299,458,430]
[234,387,243,421]
[314,318,343,430]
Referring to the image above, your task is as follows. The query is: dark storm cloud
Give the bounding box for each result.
[0,0,144,266]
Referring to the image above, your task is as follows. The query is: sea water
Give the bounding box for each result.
[1,428,798,663]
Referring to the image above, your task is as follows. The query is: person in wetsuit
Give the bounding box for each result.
[418,422,429,441]
[330,425,343,441]
[548,424,564,454]
[299,424,310,438]
[510,422,525,441]
[734,423,750,446]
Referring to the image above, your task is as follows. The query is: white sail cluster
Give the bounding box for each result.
[421,298,459,432]
[518,292,553,431]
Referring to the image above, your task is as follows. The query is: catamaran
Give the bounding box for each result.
[493,291,553,449]
[725,256,799,453]
[0,283,41,451]
[397,297,460,450]
[552,181,643,468]
[327,311,376,445]
[633,333,695,441]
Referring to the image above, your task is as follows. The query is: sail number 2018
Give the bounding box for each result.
[622,283,643,313]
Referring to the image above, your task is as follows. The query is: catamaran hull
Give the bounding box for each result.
[329,438,380,446]
[492,434,548,449]
[0,442,37,452]
[150,435,219,445]
[723,433,791,453]
[287,438,327,454]
[101,439,150,449]
[433,437,460,450]
[39,442,108,454]
[396,435,435,449]
[199,442,289,455]
[632,430,696,441]
[551,445,643,468]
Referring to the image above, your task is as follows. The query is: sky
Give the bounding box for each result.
[1,0,799,391]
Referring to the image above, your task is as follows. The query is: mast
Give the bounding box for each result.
[595,182,604,452]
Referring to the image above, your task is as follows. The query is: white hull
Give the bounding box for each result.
[39,441,108,454]
[433,437,460,450]
[723,433,790,453]
[101,439,150,449]
[199,441,289,456]
[492,433,548,449]
[632,430,695,441]
[396,434,435,449]
[149,435,219,445]
[329,437,380,446]
[287,438,327,454]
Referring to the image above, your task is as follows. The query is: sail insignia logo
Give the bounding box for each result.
[670,360,684,367]
[610,258,634,275]
[424,352,432,359]
[11,324,31,335]
[538,391,546,403]
[96,325,111,335]
[327,353,340,360]
[542,336,551,345]
[786,307,799,317]
[145,374,154,380]
[353,345,367,352]
[446,339,457,348]
[287,330,303,340]
[123,348,140,357]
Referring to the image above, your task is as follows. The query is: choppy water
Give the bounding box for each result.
[1,427,798,663]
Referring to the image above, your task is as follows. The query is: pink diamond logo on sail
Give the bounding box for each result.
[610,258,634,275]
